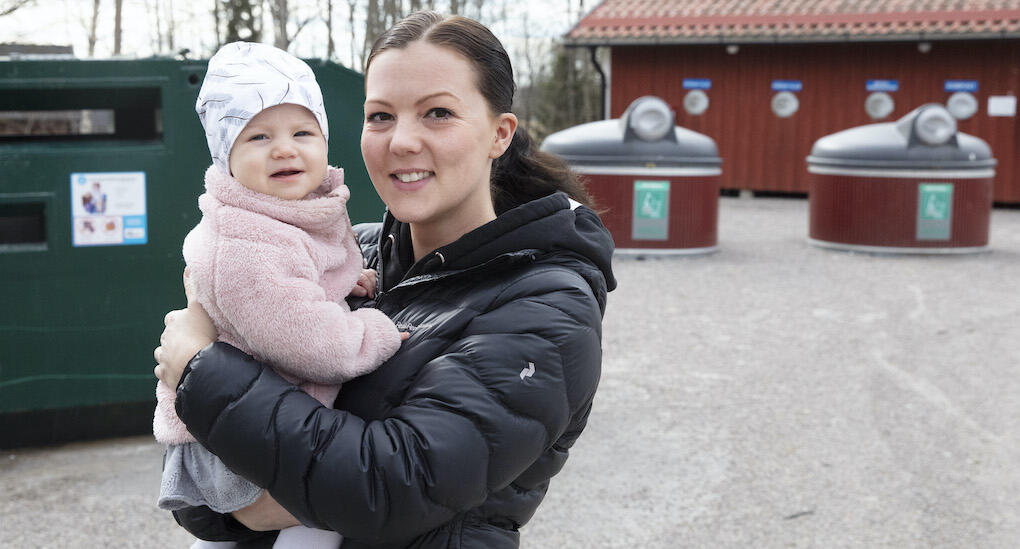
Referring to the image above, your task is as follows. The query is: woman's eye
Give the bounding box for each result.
[366,112,393,122]
[426,108,453,119]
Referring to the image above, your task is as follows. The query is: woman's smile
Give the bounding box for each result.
[391,170,435,191]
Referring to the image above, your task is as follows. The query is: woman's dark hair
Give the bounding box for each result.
[365,10,593,215]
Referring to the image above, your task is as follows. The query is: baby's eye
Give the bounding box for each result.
[366,112,393,122]
[248,133,268,141]
[425,108,453,119]
[295,130,314,137]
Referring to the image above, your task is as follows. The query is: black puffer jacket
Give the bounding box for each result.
[172,192,616,548]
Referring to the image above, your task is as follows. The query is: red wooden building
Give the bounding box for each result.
[565,0,1020,204]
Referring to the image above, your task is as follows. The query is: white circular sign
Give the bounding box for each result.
[946,91,978,120]
[771,91,799,118]
[865,92,895,119]
[683,90,709,116]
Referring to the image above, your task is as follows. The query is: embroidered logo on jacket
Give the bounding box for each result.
[520,362,536,380]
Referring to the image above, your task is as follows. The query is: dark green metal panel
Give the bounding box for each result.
[0,57,379,416]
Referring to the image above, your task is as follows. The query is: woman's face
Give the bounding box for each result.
[361,40,516,233]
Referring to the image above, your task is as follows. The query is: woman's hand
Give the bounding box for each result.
[349,268,377,298]
[154,267,218,389]
[231,491,301,531]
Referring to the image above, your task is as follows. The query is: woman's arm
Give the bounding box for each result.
[155,268,301,535]
[172,268,604,545]
[230,492,300,531]
[154,267,217,389]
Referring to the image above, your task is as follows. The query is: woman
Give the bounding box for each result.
[155,11,616,548]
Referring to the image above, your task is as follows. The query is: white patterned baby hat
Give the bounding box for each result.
[196,41,329,175]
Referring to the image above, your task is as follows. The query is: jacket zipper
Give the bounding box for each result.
[375,249,540,305]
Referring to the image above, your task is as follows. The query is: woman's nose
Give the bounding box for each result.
[389,120,422,156]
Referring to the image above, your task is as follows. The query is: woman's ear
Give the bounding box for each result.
[490,112,518,159]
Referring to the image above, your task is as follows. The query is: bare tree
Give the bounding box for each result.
[223,0,262,43]
[150,0,163,52]
[113,0,123,55]
[563,0,574,120]
[361,0,381,68]
[517,9,536,129]
[382,0,401,29]
[268,0,317,52]
[268,0,290,49]
[324,0,335,59]
[212,0,222,48]
[347,0,357,66]
[166,0,175,51]
[148,0,176,54]
[87,0,100,57]
[0,0,34,17]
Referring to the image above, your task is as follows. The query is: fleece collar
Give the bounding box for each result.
[201,165,348,233]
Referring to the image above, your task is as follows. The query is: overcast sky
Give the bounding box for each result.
[0,0,586,72]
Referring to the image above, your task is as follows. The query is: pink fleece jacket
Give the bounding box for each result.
[153,165,401,445]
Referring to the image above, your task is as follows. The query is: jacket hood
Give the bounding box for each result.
[380,192,617,306]
[201,165,348,232]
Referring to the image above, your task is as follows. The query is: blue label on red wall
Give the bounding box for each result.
[683,78,712,90]
[944,80,979,92]
[867,79,899,92]
[772,80,802,92]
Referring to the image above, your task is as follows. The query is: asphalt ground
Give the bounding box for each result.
[2,196,1019,549]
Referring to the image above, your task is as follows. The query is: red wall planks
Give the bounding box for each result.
[609,40,1020,203]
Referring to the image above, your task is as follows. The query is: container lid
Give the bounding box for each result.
[540,96,721,169]
[807,104,996,170]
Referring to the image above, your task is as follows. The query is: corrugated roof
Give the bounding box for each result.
[566,0,1020,44]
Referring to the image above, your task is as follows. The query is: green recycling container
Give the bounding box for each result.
[0,56,379,447]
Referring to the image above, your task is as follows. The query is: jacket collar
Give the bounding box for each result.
[376,192,617,298]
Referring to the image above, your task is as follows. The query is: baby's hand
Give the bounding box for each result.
[350,268,378,298]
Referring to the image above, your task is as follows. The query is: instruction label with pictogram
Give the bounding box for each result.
[70,171,148,247]
[632,180,670,241]
[917,182,953,240]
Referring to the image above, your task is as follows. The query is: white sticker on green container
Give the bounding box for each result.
[71,172,148,247]
[632,180,670,240]
[917,182,953,240]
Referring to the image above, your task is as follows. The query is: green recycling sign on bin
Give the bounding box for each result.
[632,180,670,240]
[917,183,953,240]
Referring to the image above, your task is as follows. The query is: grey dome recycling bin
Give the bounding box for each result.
[541,96,722,254]
[807,104,996,253]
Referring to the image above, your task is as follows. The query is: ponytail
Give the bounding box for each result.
[491,127,595,215]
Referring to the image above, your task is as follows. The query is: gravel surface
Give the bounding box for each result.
[3,196,1018,549]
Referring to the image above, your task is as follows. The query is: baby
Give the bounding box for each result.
[153,42,402,549]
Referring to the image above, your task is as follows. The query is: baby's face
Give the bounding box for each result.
[228,104,328,200]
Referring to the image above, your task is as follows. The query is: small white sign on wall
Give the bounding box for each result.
[988,95,1017,117]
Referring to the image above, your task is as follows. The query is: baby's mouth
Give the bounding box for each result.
[272,170,302,177]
